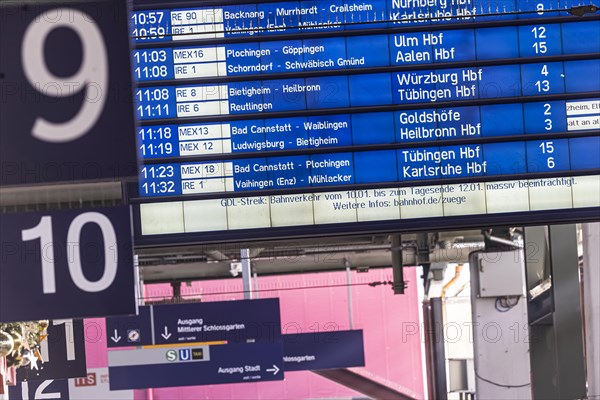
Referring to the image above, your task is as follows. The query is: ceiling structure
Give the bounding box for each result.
[136,230,486,283]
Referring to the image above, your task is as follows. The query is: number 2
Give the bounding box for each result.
[22,8,108,143]
[543,103,552,115]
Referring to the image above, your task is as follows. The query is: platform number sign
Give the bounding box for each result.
[21,8,108,143]
[0,207,137,322]
[17,320,87,382]
[9,379,69,400]
[22,213,119,294]
[0,1,137,186]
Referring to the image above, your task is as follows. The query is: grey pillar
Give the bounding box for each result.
[525,225,587,399]
[345,258,354,329]
[241,248,253,300]
[549,224,586,399]
[524,226,556,399]
[582,223,600,398]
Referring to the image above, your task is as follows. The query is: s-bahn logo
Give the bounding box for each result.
[166,348,204,362]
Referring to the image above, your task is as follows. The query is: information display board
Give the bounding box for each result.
[130,0,600,244]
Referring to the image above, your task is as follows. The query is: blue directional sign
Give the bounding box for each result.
[106,298,282,348]
[108,341,284,389]
[283,330,365,371]
[152,298,281,344]
[131,0,600,243]
[0,206,137,322]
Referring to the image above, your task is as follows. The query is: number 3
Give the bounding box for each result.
[21,8,108,143]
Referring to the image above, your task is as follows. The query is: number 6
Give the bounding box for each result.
[21,8,108,143]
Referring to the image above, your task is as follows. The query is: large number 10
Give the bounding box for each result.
[21,212,118,293]
[21,8,108,143]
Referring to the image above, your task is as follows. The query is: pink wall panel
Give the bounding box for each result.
[85,267,424,399]
[84,318,109,369]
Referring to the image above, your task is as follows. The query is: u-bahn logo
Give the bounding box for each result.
[166,348,204,362]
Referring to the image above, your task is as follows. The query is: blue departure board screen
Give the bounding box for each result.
[130,0,600,243]
[132,21,599,81]
[133,61,599,120]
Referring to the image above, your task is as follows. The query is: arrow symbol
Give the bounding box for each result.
[266,365,280,375]
[161,326,172,340]
[110,329,122,343]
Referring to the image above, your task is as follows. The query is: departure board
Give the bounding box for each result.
[130,0,600,244]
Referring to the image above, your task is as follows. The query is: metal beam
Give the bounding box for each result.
[314,369,418,400]
[424,298,448,400]
[391,235,405,294]
[140,244,486,283]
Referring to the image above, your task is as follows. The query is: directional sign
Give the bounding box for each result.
[0,206,137,322]
[152,298,281,344]
[105,306,153,348]
[108,341,284,390]
[105,298,281,348]
[0,0,137,186]
[17,320,86,382]
[283,330,365,372]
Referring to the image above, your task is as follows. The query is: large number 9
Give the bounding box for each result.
[21,8,108,143]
